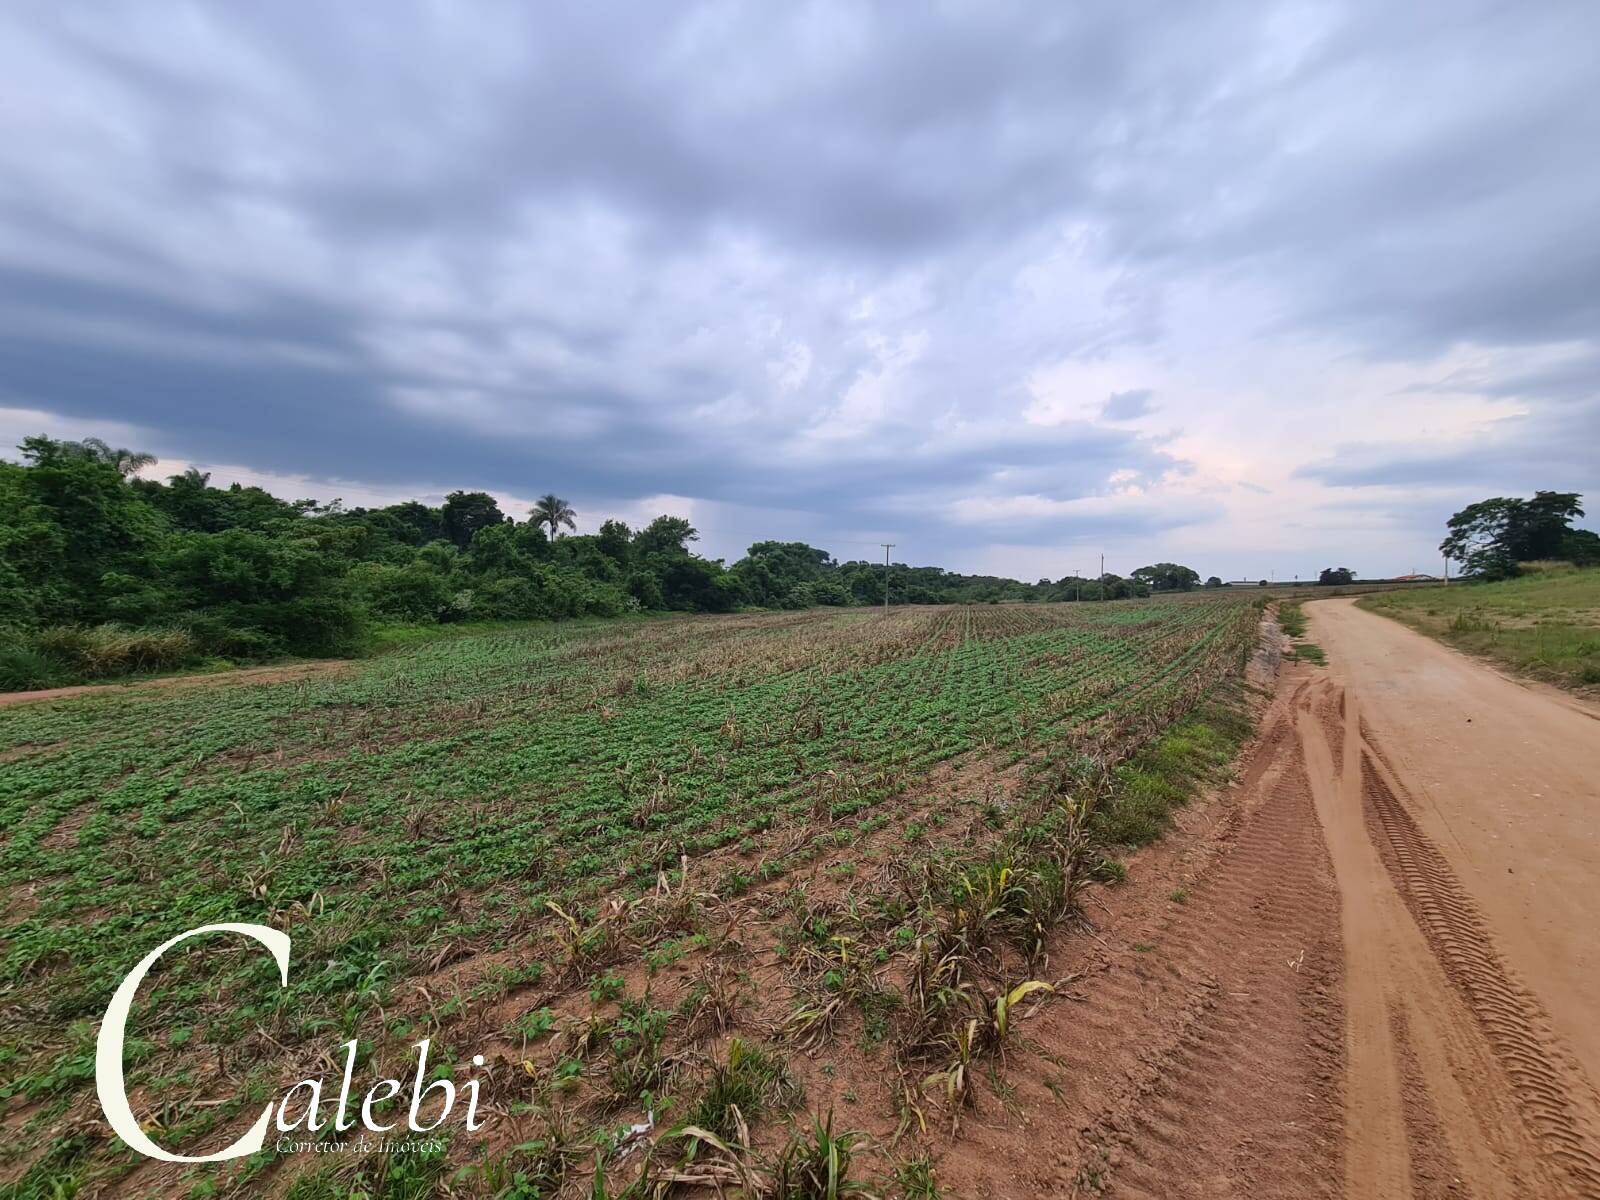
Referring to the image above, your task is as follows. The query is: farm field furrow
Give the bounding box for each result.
[0,597,1260,1198]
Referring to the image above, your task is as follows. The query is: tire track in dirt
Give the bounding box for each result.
[1045,610,1600,1200]
[1296,667,1600,1198]
[1389,1006,1471,1199]
[1071,695,1345,1199]
[1361,743,1600,1194]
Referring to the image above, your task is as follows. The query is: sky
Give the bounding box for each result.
[1,1,1596,582]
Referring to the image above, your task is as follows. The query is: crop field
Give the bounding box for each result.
[0,598,1261,1199]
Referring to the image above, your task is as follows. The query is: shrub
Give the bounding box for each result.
[32,624,194,676]
[349,561,453,623]
[0,643,63,691]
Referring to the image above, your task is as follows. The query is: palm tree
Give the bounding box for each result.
[532,493,577,539]
[78,437,157,477]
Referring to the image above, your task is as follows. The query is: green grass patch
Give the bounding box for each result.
[1089,686,1255,848]
[684,1038,802,1140]
[1277,601,1307,638]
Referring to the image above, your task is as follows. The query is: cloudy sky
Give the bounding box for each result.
[2,1,1596,581]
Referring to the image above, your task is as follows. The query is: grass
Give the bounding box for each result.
[1276,601,1328,667]
[0,625,199,690]
[1089,685,1256,848]
[0,598,1265,1195]
[1360,564,1600,692]
[1277,601,1308,639]
[685,1038,802,1139]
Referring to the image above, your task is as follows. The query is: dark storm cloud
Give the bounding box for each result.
[1,0,1597,570]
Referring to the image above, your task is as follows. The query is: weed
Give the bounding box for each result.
[680,960,744,1040]
[893,1154,942,1199]
[685,1038,802,1139]
[1278,601,1308,638]
[601,994,675,1109]
[771,1111,876,1199]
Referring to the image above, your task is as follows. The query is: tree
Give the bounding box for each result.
[8,437,167,622]
[441,491,506,549]
[1441,492,1585,578]
[730,541,834,608]
[382,501,444,546]
[596,520,633,562]
[532,493,577,540]
[90,438,156,477]
[1130,563,1200,592]
[32,435,158,478]
[1318,567,1355,586]
[1204,575,1224,588]
[634,515,698,556]
[1562,528,1600,566]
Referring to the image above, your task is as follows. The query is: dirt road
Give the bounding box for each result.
[0,659,350,708]
[1299,597,1600,1197]
[1047,599,1600,1199]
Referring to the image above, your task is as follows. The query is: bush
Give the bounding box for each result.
[0,643,64,691]
[175,612,281,660]
[31,624,195,677]
[348,561,453,623]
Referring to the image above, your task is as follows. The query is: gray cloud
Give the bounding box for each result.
[0,1,1596,575]
[1102,389,1154,421]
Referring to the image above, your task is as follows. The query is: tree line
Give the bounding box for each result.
[0,436,1223,687]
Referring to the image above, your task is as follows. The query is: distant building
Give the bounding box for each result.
[1392,573,1439,582]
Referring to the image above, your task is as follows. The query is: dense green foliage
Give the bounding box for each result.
[1440,491,1594,579]
[0,436,1211,688]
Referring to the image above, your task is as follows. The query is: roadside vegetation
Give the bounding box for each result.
[0,597,1262,1198]
[1276,601,1327,666]
[1361,563,1600,691]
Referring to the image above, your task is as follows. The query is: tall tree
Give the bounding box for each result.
[1440,492,1585,578]
[440,490,506,549]
[634,515,697,556]
[596,519,632,562]
[532,493,577,539]
[73,436,157,478]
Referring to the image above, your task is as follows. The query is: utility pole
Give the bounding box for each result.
[881,543,895,614]
[1073,568,1081,602]
[1099,553,1105,601]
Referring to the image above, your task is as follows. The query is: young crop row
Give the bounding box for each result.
[0,596,1262,1196]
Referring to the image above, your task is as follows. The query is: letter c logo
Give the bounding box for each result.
[96,923,290,1163]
